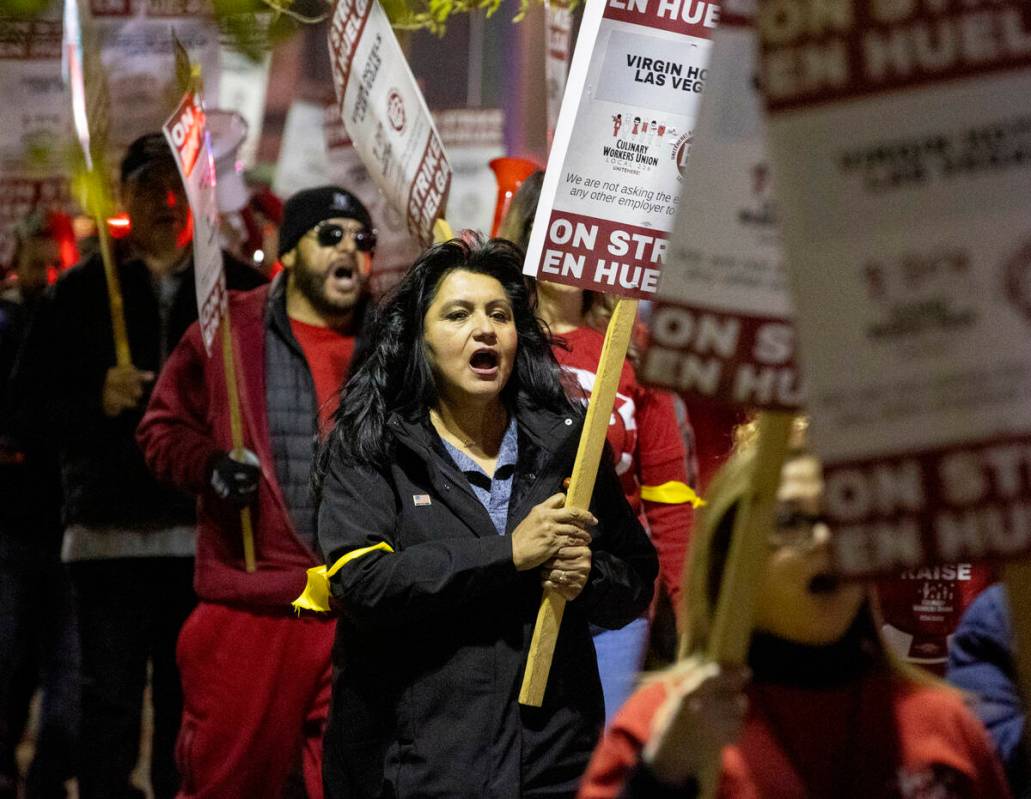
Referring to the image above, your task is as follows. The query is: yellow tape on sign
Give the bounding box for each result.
[640,481,705,508]
[291,541,394,613]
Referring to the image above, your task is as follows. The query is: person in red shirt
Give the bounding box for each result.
[137,186,375,799]
[578,420,1011,798]
[500,173,699,723]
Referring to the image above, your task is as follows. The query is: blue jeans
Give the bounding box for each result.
[591,616,650,726]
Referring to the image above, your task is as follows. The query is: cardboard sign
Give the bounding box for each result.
[523,0,718,298]
[760,0,1031,576]
[328,0,451,247]
[0,7,70,271]
[544,0,573,149]
[92,0,220,155]
[163,90,225,354]
[640,4,801,410]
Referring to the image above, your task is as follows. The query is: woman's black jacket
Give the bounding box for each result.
[317,397,659,799]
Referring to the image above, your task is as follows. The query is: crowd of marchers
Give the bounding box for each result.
[0,137,1027,799]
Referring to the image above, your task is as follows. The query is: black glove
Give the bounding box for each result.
[210,449,260,507]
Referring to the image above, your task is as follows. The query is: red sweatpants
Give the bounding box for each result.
[175,602,334,799]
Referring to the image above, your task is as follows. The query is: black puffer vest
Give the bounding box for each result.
[265,279,320,550]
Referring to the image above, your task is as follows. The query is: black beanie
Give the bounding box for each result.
[277,185,373,257]
[120,133,176,184]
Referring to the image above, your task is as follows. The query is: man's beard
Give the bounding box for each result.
[292,256,360,319]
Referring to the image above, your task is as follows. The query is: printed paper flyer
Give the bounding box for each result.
[524,0,719,298]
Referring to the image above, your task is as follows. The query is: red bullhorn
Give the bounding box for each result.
[489,157,540,237]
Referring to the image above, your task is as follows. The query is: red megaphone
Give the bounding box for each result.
[489,157,540,238]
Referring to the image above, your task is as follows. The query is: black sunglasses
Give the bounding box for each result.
[313,222,377,252]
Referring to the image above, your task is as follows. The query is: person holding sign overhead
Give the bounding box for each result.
[577,420,1011,798]
[500,174,698,722]
[314,236,657,798]
[138,186,376,799]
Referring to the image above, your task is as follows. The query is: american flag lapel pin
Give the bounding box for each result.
[413,494,432,507]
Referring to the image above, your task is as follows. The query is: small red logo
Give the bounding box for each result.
[387,90,406,133]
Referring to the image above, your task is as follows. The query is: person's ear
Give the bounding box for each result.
[280,248,296,270]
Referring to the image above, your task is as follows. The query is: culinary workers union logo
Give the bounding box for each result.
[387,89,406,133]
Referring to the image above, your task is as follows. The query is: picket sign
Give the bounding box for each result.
[638,10,798,410]
[616,7,799,791]
[757,0,1031,742]
[90,0,221,156]
[544,0,573,150]
[63,0,131,368]
[0,7,72,273]
[163,83,256,572]
[521,0,718,706]
[760,0,1031,575]
[327,0,452,249]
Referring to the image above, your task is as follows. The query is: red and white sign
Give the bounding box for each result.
[163,90,224,354]
[328,0,451,246]
[523,0,719,298]
[760,0,1031,576]
[544,0,573,150]
[0,6,70,271]
[640,3,802,410]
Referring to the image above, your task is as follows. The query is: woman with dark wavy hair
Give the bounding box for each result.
[315,236,658,799]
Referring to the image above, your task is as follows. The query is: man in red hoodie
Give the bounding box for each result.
[138,186,376,799]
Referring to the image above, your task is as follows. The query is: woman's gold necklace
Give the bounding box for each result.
[430,411,477,450]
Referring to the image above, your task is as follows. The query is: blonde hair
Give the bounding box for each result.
[672,417,943,688]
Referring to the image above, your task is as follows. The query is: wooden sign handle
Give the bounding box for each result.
[95,217,132,368]
[220,308,256,573]
[697,411,793,797]
[519,297,639,707]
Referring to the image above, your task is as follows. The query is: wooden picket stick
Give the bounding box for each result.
[95,208,132,368]
[696,411,793,798]
[519,296,639,707]
[69,0,130,368]
[217,306,257,573]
